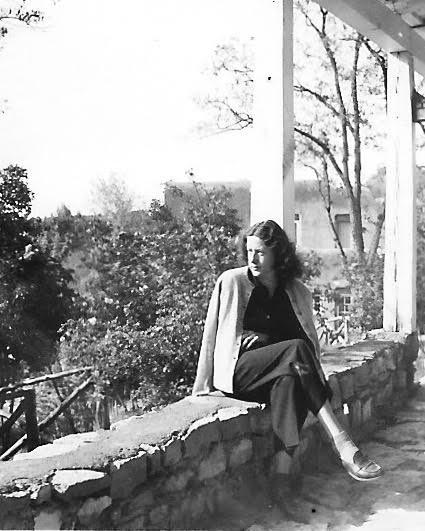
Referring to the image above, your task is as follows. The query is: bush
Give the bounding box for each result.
[58,183,241,411]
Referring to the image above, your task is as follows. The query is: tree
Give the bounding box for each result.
[197,38,254,135]
[293,1,386,268]
[90,174,139,230]
[0,1,42,43]
[198,0,389,330]
[0,166,77,384]
[58,183,242,410]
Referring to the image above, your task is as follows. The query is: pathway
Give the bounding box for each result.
[246,380,425,531]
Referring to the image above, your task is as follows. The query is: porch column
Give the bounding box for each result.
[383,51,417,333]
[251,0,295,240]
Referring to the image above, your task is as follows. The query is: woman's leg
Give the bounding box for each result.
[235,339,383,481]
[234,339,328,449]
[316,401,383,480]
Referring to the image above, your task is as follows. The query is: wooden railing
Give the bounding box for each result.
[0,367,97,461]
[315,314,350,346]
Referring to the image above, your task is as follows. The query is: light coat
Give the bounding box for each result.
[192,266,323,395]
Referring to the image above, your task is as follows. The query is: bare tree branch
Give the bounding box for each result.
[294,126,355,199]
[304,160,347,262]
[363,39,387,102]
[294,84,355,134]
[366,206,385,267]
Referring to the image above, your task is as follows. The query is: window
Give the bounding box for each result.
[335,213,351,249]
[337,294,351,316]
[294,213,301,245]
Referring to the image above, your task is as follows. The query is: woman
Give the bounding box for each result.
[193,220,382,481]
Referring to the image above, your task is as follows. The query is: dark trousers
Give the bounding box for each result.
[233,338,330,449]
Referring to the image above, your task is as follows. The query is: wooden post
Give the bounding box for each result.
[251,0,295,239]
[24,389,40,451]
[383,51,417,333]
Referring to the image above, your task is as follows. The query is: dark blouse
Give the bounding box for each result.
[242,281,312,349]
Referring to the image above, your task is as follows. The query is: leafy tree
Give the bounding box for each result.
[90,174,140,231]
[58,183,242,410]
[0,166,76,384]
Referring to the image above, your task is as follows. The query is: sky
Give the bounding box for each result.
[0,0,260,216]
[0,0,420,219]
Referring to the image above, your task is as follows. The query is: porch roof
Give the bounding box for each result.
[314,0,425,77]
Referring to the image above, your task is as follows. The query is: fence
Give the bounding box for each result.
[0,366,100,461]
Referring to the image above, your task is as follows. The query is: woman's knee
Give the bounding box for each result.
[289,338,310,353]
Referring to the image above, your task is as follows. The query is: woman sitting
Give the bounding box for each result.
[193,219,382,482]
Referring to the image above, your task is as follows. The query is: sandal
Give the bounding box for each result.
[341,450,384,481]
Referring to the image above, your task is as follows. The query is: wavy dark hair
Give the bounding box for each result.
[239,220,303,283]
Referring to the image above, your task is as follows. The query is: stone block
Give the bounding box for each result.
[110,452,147,499]
[77,496,112,527]
[354,362,371,390]
[149,504,169,528]
[34,509,62,531]
[126,489,154,518]
[362,397,373,423]
[30,484,52,505]
[120,514,148,530]
[350,399,362,428]
[162,438,182,468]
[338,372,354,401]
[229,438,253,468]
[0,490,30,514]
[394,347,405,368]
[375,355,390,381]
[140,444,162,476]
[375,379,394,406]
[51,469,110,500]
[395,369,407,390]
[190,492,207,521]
[217,407,250,440]
[164,469,194,492]
[383,349,397,371]
[198,443,227,480]
[182,415,221,458]
[271,450,293,475]
[249,408,272,434]
[252,433,274,460]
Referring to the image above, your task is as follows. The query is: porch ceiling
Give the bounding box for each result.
[314,0,425,78]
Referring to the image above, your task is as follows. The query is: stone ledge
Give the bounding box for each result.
[0,331,418,530]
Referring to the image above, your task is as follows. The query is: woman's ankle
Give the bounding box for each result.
[332,431,358,463]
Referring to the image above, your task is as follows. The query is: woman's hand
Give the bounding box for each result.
[241,331,269,352]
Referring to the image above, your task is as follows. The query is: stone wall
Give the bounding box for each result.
[0,332,418,530]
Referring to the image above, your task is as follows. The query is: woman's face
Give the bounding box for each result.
[246,235,275,280]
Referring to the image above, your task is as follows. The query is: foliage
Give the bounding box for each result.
[0,166,77,384]
[197,38,254,134]
[58,183,241,411]
[299,249,323,284]
[0,1,42,42]
[342,257,384,331]
[197,1,390,330]
[90,174,142,231]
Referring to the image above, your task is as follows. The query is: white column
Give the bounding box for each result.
[251,0,294,240]
[383,51,417,333]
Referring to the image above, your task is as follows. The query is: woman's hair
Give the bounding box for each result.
[239,219,303,283]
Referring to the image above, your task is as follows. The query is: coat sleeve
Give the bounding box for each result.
[192,277,222,396]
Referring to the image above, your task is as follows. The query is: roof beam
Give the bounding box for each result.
[313,0,425,77]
